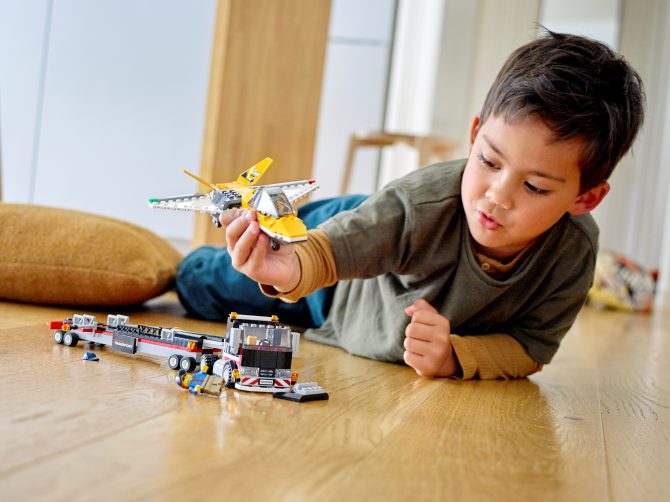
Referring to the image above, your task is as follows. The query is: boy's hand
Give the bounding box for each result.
[220,209,300,293]
[403,299,459,378]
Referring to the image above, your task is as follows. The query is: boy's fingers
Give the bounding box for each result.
[219,208,245,228]
[403,349,421,367]
[246,232,269,269]
[230,221,260,269]
[225,210,260,248]
[405,298,438,317]
[225,221,244,254]
[405,318,451,344]
[411,299,438,314]
[403,351,434,378]
[408,309,450,331]
[405,321,434,342]
[404,334,432,354]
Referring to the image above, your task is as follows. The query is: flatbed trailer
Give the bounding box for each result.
[49,314,220,372]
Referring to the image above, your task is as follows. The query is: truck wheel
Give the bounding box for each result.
[180,356,196,373]
[200,355,216,373]
[222,362,236,388]
[168,354,182,370]
[54,330,65,344]
[63,332,79,347]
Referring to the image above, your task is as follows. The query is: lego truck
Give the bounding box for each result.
[212,313,299,392]
[49,312,300,393]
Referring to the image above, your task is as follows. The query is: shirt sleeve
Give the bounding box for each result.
[259,228,336,302]
[507,244,595,364]
[262,233,544,380]
[449,333,542,380]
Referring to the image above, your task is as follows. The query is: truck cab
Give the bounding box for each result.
[212,313,300,393]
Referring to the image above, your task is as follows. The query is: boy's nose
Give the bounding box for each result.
[485,183,513,210]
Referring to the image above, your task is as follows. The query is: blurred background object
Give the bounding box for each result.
[339,130,457,194]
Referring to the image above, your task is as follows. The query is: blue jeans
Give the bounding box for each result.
[176,195,367,327]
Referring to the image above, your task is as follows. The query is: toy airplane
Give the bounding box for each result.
[148,157,318,248]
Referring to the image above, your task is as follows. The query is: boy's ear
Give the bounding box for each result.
[569,182,610,215]
[468,116,481,154]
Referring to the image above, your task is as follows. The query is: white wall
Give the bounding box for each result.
[614,0,670,308]
[431,0,480,159]
[539,0,621,48]
[614,0,670,271]
[0,0,216,243]
[430,0,540,159]
[654,45,670,309]
[0,0,51,203]
[378,0,445,187]
[1,0,395,229]
[311,0,396,199]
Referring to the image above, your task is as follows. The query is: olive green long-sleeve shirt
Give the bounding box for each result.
[304,159,597,366]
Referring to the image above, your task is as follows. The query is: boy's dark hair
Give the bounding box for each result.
[480,29,645,192]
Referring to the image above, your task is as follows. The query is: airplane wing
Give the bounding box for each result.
[148,193,221,215]
[279,180,319,204]
[148,188,243,215]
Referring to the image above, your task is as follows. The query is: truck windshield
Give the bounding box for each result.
[242,326,292,348]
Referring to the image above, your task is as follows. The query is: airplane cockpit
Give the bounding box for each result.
[248,187,294,218]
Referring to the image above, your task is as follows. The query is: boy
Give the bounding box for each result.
[177,30,645,379]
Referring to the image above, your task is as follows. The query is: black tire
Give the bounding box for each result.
[63,332,79,347]
[200,354,216,374]
[54,330,64,344]
[168,354,182,370]
[222,362,237,388]
[180,356,196,373]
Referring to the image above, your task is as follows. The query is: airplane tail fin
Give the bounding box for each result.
[236,157,273,186]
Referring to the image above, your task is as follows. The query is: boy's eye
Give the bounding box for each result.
[478,153,496,169]
[524,181,549,195]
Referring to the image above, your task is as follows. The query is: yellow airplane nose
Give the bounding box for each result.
[258,214,307,243]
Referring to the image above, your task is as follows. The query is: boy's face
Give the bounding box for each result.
[461,113,608,260]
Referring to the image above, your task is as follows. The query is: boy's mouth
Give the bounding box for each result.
[476,210,502,230]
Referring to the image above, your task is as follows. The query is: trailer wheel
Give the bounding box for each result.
[63,332,79,347]
[222,362,236,388]
[54,330,65,344]
[168,354,182,370]
[180,356,196,373]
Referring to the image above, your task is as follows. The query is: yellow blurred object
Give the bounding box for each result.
[587,250,656,312]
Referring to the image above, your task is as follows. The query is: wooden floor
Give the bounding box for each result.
[0,294,668,501]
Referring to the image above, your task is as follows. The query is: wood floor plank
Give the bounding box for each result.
[575,308,670,502]
[0,300,667,500]
[314,377,608,502]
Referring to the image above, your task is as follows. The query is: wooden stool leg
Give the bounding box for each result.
[418,139,432,167]
[340,136,358,195]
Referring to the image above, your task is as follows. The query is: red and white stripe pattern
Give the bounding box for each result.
[239,377,291,389]
[241,377,260,387]
[274,378,291,389]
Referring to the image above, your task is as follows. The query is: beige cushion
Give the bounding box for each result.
[0,203,183,306]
